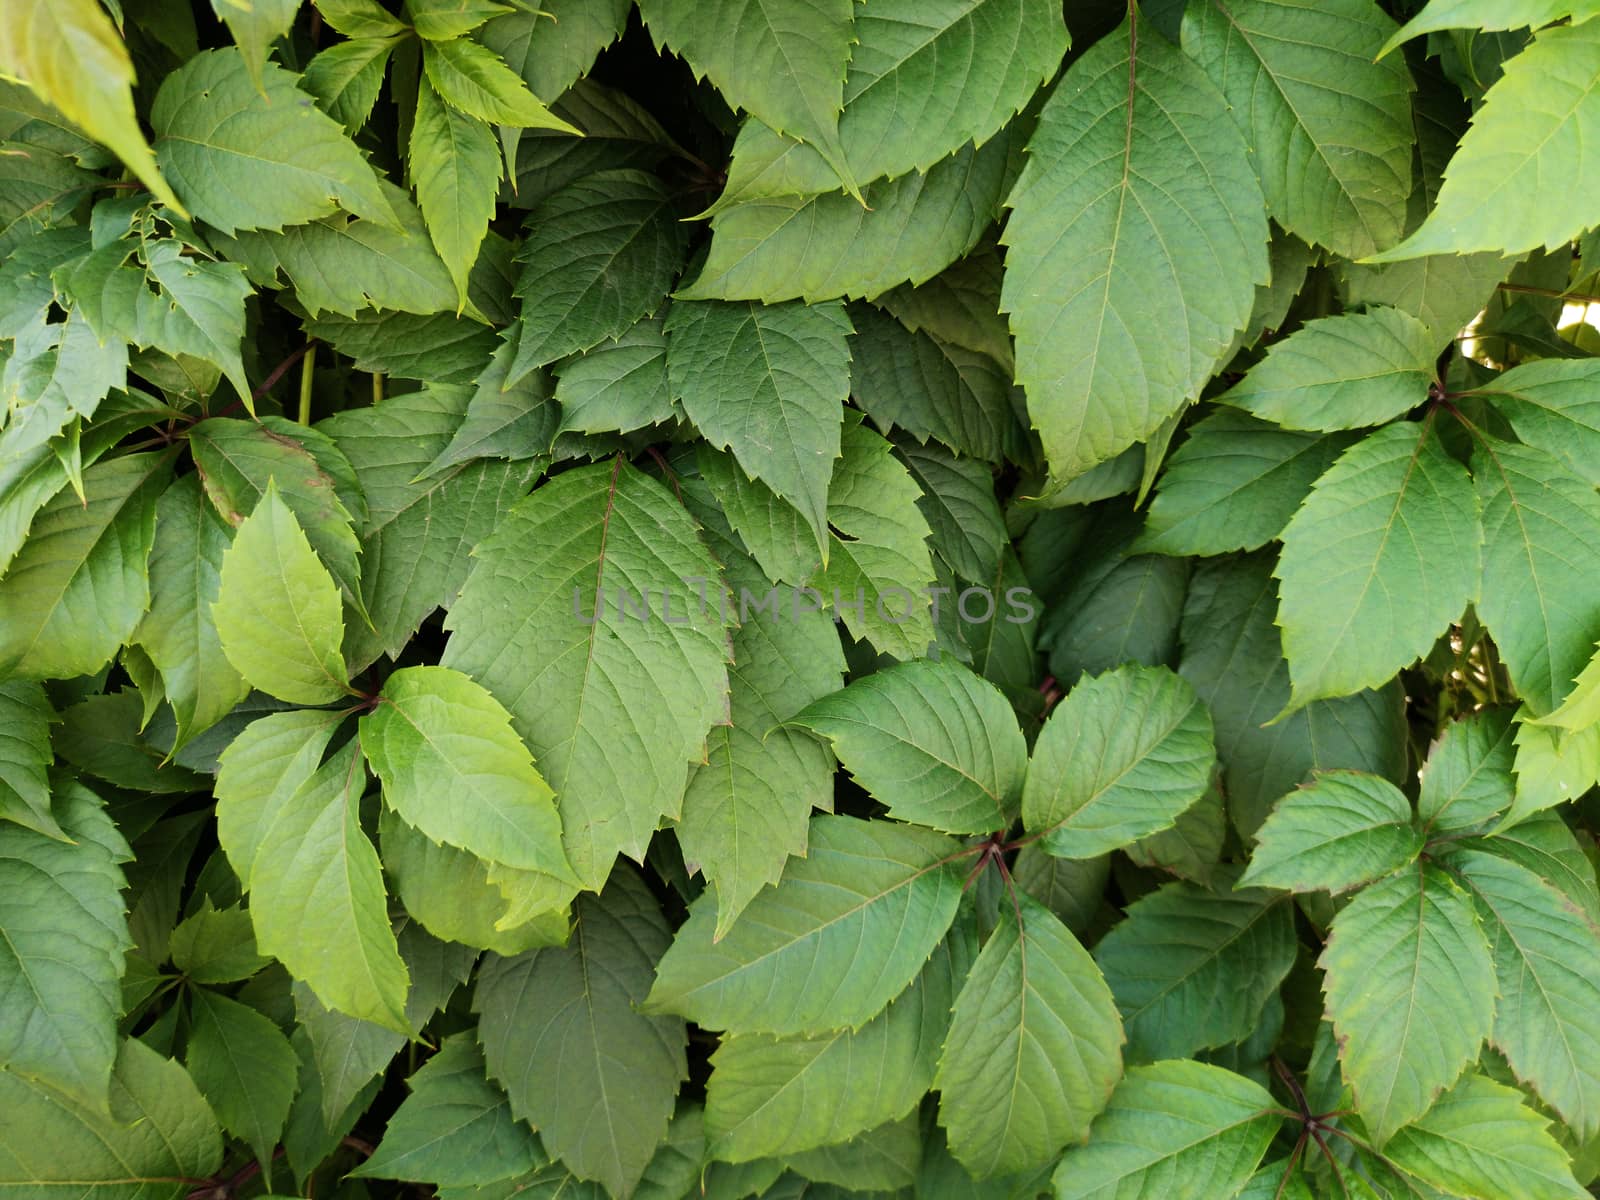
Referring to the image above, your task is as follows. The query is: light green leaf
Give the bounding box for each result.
[793,659,1026,835]
[1320,862,1496,1143]
[635,0,855,188]
[667,299,849,560]
[1473,436,1600,715]
[0,681,62,840]
[0,1039,222,1189]
[1050,1060,1280,1200]
[1507,717,1600,829]
[1239,771,1423,894]
[475,867,687,1198]
[322,385,540,659]
[1181,0,1415,259]
[302,35,399,134]
[647,815,967,1034]
[443,458,733,889]
[508,170,684,381]
[0,781,131,1111]
[0,0,183,212]
[1476,359,1600,488]
[1382,1,1600,58]
[186,986,298,1179]
[1093,876,1296,1062]
[211,0,300,89]
[213,480,351,706]
[1021,665,1214,860]
[214,708,345,883]
[1538,644,1600,732]
[1370,21,1600,260]
[705,938,960,1161]
[1137,409,1357,557]
[1178,552,1408,837]
[1275,419,1479,710]
[937,894,1122,1176]
[132,474,250,751]
[812,414,939,660]
[1452,811,1600,928]
[682,135,1015,305]
[353,1034,543,1185]
[247,739,410,1031]
[405,0,514,40]
[1380,1072,1588,1200]
[1002,15,1268,483]
[1418,707,1517,834]
[555,314,674,438]
[0,451,167,681]
[362,665,573,880]
[411,77,501,308]
[169,901,271,984]
[849,304,1024,467]
[1451,849,1600,1140]
[152,48,394,233]
[896,439,1007,585]
[1217,309,1437,432]
[422,35,580,132]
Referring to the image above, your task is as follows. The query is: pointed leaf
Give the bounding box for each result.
[421,35,580,131]
[1476,359,1600,487]
[555,314,675,438]
[215,708,345,884]
[936,895,1123,1176]
[212,0,300,89]
[0,681,62,840]
[1418,707,1517,834]
[1002,16,1269,482]
[410,78,501,307]
[186,987,298,1178]
[1239,771,1423,894]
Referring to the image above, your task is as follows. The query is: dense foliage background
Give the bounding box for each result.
[5,0,1600,1196]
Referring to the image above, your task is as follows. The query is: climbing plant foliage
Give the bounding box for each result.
[6,0,1600,1197]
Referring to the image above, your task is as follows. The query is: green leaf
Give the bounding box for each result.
[937,894,1122,1176]
[1137,409,1357,557]
[705,937,960,1161]
[422,36,580,131]
[877,244,1012,369]
[0,451,167,681]
[1239,771,1423,893]
[132,474,250,751]
[169,901,272,984]
[667,299,850,562]
[1473,436,1600,715]
[1451,811,1600,928]
[361,664,574,880]
[1370,21,1600,260]
[1451,849,1600,1140]
[1475,359,1600,488]
[635,0,855,188]
[323,385,539,658]
[303,35,399,133]
[681,135,1016,305]
[0,781,131,1110]
[699,445,822,585]
[1320,862,1496,1143]
[895,441,1007,586]
[849,304,1024,466]
[1050,1060,1280,1200]
[1216,309,1437,432]
[813,414,939,660]
[509,170,684,381]
[1093,876,1296,1062]
[647,815,967,1034]
[214,707,345,882]
[421,337,556,476]
[186,986,298,1180]
[213,479,351,706]
[1418,707,1517,834]
[0,0,184,212]
[246,739,411,1031]
[410,77,501,307]
[555,314,675,438]
[1275,419,1480,710]
[443,458,733,889]
[152,48,395,233]
[211,0,300,90]
[1021,665,1214,860]
[792,659,1026,835]
[53,690,206,794]
[784,1116,922,1191]
[0,681,62,839]
[1379,1072,1588,1200]
[406,0,514,40]
[482,0,633,103]
[1178,552,1408,837]
[1002,15,1268,483]
[1180,0,1415,259]
[1385,1,1600,52]
[0,1039,222,1189]
[1506,718,1600,829]
[353,1033,543,1185]
[475,867,687,1198]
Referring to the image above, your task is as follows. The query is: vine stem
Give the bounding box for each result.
[297,342,317,424]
